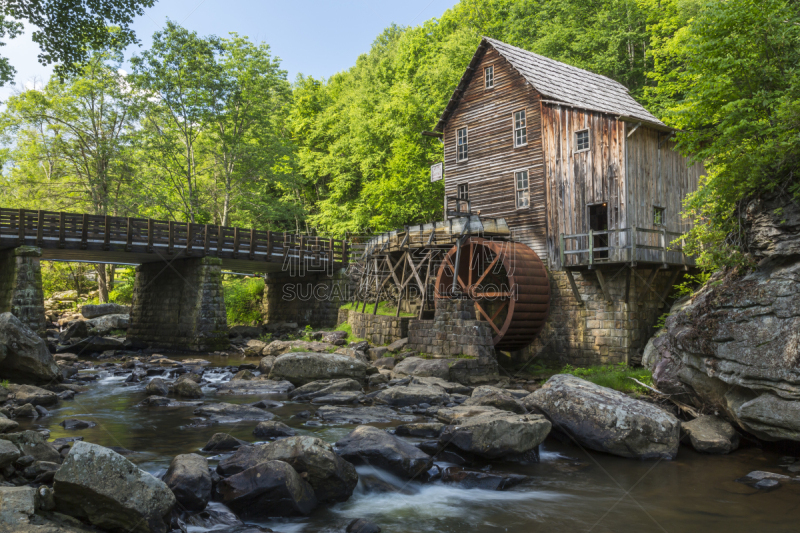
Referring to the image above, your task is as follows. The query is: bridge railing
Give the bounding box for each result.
[0,208,348,267]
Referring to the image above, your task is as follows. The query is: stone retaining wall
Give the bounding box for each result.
[0,246,46,335]
[337,308,409,345]
[407,298,495,359]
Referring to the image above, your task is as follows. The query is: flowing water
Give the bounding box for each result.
[17,356,800,533]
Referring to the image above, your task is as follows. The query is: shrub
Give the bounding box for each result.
[224,276,265,325]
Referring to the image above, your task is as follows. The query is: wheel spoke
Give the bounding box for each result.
[489,300,508,322]
[443,254,468,293]
[473,252,500,288]
[475,301,502,336]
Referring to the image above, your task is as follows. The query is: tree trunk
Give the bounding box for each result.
[107,264,116,293]
[95,264,109,303]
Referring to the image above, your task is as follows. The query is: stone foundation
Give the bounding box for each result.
[128,256,228,351]
[0,246,45,335]
[522,267,687,367]
[337,308,410,345]
[262,270,346,328]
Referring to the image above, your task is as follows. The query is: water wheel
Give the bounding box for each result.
[434,237,550,351]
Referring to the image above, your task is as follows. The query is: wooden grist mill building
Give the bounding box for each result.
[429,37,704,366]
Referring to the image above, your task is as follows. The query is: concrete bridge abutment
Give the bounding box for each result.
[0,246,46,335]
[128,256,229,351]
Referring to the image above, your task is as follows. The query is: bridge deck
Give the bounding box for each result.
[0,208,348,274]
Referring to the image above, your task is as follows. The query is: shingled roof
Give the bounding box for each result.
[434,37,665,131]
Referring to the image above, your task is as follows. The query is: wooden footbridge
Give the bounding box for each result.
[0,208,349,273]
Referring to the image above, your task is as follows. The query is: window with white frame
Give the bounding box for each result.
[514,110,527,147]
[458,183,469,200]
[575,129,590,152]
[456,127,468,161]
[515,170,530,209]
[484,65,494,89]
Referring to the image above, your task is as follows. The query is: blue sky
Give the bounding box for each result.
[0,0,460,98]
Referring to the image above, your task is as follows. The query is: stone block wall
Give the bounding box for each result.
[262,270,346,328]
[338,308,410,345]
[0,246,45,335]
[522,267,683,367]
[407,299,496,359]
[128,256,228,351]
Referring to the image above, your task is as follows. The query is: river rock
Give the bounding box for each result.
[347,518,382,533]
[59,419,96,430]
[373,384,449,407]
[526,374,680,459]
[316,405,413,424]
[63,336,124,353]
[173,378,204,399]
[253,421,296,438]
[14,403,38,418]
[138,396,202,408]
[243,340,267,357]
[335,425,432,479]
[54,441,176,533]
[216,460,317,518]
[217,379,295,395]
[440,411,551,460]
[80,303,129,319]
[270,352,367,385]
[145,378,169,396]
[0,439,21,468]
[441,466,528,490]
[463,386,526,414]
[0,431,61,462]
[0,486,36,526]
[194,403,274,422]
[258,356,276,375]
[386,338,409,353]
[162,453,211,512]
[202,433,249,452]
[0,417,19,433]
[262,340,338,356]
[59,320,88,343]
[682,415,740,454]
[409,376,473,395]
[0,313,60,384]
[289,378,363,401]
[392,357,450,380]
[311,391,364,405]
[86,314,130,335]
[395,423,444,438]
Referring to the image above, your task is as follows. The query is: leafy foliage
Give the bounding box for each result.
[223,276,265,325]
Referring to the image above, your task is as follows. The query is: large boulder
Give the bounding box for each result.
[53,441,176,533]
[373,384,449,407]
[145,378,169,396]
[0,439,21,468]
[289,378,363,401]
[86,314,130,335]
[682,415,740,454]
[202,433,249,452]
[262,340,339,357]
[253,421,296,439]
[9,384,59,406]
[0,313,60,383]
[526,374,681,459]
[258,355,276,375]
[0,431,61,462]
[270,352,367,386]
[173,378,203,399]
[462,386,527,414]
[162,453,211,512]
[440,411,550,460]
[0,486,37,526]
[391,357,450,380]
[216,460,317,518]
[80,303,129,319]
[218,436,357,503]
[335,425,432,479]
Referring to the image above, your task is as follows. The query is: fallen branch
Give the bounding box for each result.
[627,377,701,418]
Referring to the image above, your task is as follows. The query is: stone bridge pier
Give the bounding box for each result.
[262,270,348,328]
[127,256,229,351]
[0,246,46,335]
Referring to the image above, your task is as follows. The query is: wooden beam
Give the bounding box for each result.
[126,217,133,252]
[17,208,24,245]
[59,212,66,248]
[186,223,193,254]
[249,229,256,260]
[565,270,584,306]
[595,269,612,303]
[203,224,210,256]
[80,213,89,250]
[103,216,111,250]
[627,121,642,137]
[168,220,175,255]
[147,219,154,252]
[266,231,273,262]
[419,250,433,320]
[233,227,240,258]
[36,210,44,246]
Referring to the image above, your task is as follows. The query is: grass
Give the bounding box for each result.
[332,322,366,344]
[340,301,415,318]
[559,362,654,395]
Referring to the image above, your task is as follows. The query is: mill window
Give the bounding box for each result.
[653,206,665,226]
[575,129,590,152]
[458,183,469,200]
[515,170,530,209]
[484,65,494,89]
[514,110,527,147]
[457,127,468,161]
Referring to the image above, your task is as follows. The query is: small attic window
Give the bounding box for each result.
[484,65,494,89]
[575,129,590,152]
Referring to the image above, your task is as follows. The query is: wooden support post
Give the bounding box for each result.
[36,210,44,246]
[452,237,463,294]
[342,238,348,267]
[59,212,66,248]
[328,237,334,266]
[661,227,668,268]
[249,229,256,260]
[360,259,371,313]
[186,223,193,254]
[299,235,305,266]
[282,232,290,264]
[395,257,408,317]
[630,227,637,266]
[80,213,89,249]
[658,269,681,309]
[103,216,111,250]
[419,250,433,319]
[372,257,380,315]
[17,208,24,245]
[559,233,565,268]
[147,219,154,252]
[217,225,225,256]
[203,225,210,256]
[266,231,273,262]
[565,270,584,306]
[595,269,612,303]
[588,229,594,267]
[126,218,133,251]
[233,227,240,258]
[168,220,175,255]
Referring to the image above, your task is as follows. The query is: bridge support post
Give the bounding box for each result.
[262,270,347,328]
[0,246,46,335]
[128,256,229,351]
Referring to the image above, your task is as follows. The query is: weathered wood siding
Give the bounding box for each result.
[541,103,626,269]
[443,47,548,262]
[625,124,704,264]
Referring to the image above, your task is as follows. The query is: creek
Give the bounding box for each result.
[17,355,800,533]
